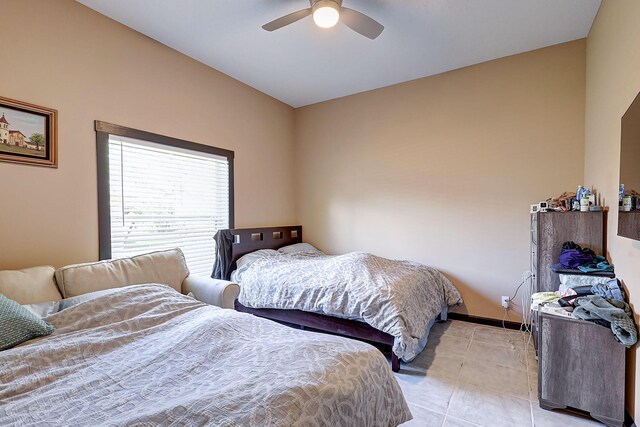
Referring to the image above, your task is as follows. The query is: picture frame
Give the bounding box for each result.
[0,96,57,168]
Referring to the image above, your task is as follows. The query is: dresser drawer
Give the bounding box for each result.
[538,313,625,426]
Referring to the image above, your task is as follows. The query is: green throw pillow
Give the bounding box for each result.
[0,293,55,351]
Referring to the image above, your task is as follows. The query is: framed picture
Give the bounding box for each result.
[0,96,57,168]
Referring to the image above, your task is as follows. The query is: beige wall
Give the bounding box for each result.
[294,40,587,320]
[0,1,590,322]
[0,0,295,270]
[584,0,640,416]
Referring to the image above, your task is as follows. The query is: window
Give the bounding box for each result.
[96,121,234,276]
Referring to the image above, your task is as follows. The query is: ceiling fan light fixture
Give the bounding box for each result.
[312,0,340,29]
[262,0,383,40]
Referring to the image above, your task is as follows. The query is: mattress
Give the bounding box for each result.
[0,284,411,426]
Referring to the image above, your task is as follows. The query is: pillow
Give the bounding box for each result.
[0,294,55,351]
[277,243,322,255]
[235,249,279,270]
[231,249,280,283]
[0,266,62,305]
[22,301,60,318]
[58,288,121,312]
[55,248,190,298]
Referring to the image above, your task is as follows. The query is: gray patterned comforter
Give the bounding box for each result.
[234,251,463,361]
[0,285,411,426]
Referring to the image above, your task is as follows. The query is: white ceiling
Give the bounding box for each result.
[77,0,601,107]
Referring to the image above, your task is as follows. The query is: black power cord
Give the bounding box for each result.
[509,274,533,302]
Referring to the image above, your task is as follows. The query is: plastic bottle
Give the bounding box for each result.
[580,197,589,212]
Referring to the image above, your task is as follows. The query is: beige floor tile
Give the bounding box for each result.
[527,350,538,372]
[431,321,475,339]
[531,404,604,426]
[472,326,525,348]
[528,371,538,402]
[442,416,481,427]
[424,334,470,358]
[447,383,532,427]
[458,359,529,399]
[400,403,446,426]
[396,371,458,413]
[512,330,535,347]
[523,334,536,352]
[402,351,465,380]
[467,340,527,370]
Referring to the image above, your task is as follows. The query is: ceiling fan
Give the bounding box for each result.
[262,0,384,40]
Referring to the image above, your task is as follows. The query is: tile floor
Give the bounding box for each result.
[395,320,604,427]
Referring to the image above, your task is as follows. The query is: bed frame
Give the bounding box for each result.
[229,225,401,372]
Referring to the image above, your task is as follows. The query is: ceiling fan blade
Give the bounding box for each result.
[341,7,384,39]
[262,8,312,31]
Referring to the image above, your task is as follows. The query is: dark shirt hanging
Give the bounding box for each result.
[212,229,234,280]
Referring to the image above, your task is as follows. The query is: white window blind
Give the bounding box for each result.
[107,135,230,276]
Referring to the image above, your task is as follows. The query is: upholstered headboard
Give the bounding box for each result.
[229,226,302,271]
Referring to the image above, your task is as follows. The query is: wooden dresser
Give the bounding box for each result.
[531,210,625,426]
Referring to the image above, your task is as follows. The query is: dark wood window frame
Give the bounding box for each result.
[95,120,234,260]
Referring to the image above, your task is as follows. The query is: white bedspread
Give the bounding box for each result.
[233,250,463,361]
[0,284,411,426]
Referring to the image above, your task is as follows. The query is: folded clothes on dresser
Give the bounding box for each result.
[532,241,636,347]
[531,288,578,308]
[591,278,626,301]
[552,241,615,274]
[540,302,574,318]
[559,274,612,289]
[532,282,637,347]
[573,295,637,347]
[577,255,614,273]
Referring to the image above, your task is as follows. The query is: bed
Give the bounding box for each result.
[228,226,463,372]
[1,284,411,426]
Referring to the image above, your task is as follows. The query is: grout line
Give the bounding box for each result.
[442,323,476,424]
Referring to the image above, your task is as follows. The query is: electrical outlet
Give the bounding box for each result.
[501,295,510,309]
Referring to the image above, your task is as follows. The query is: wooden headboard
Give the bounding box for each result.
[229,225,302,270]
